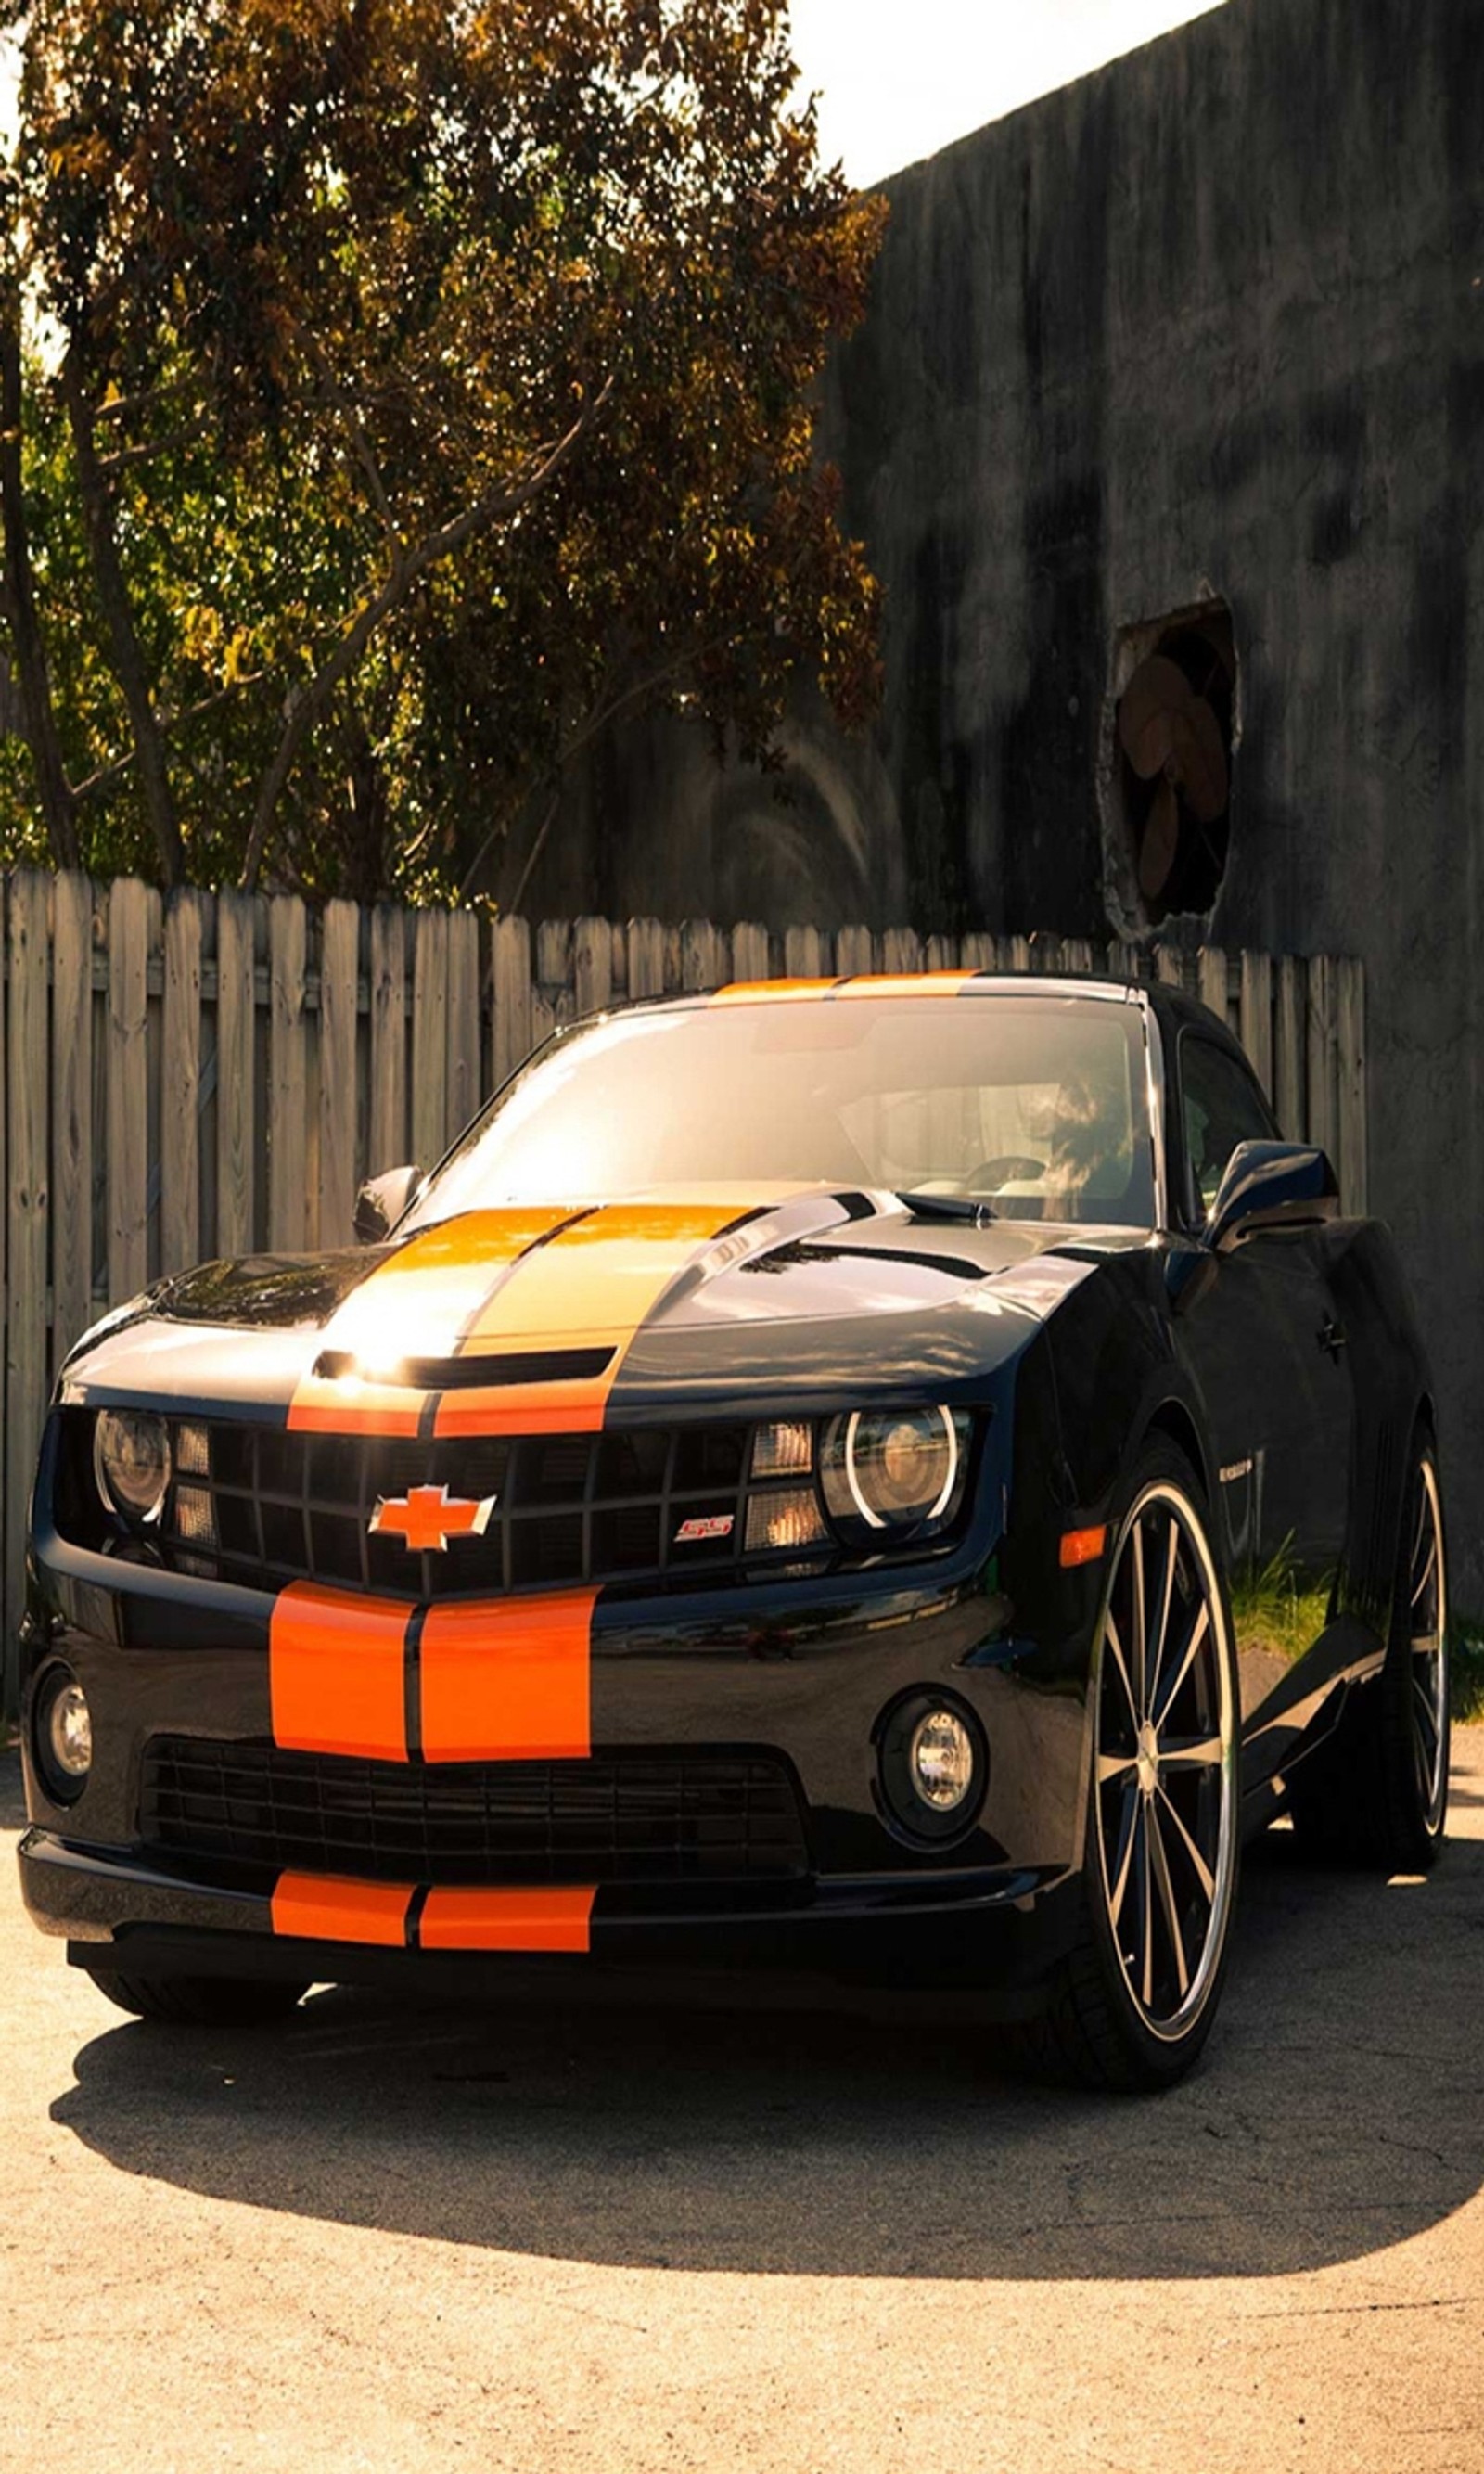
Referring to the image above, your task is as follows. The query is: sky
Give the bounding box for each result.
[0,2,1230,179]
[790,0,1231,186]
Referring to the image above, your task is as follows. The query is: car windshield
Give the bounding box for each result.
[403,992,1157,1230]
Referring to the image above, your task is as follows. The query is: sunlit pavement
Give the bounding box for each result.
[5,1733,1484,2474]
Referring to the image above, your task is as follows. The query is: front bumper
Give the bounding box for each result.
[20,1505,1098,2001]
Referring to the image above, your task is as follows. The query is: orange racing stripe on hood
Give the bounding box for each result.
[431,1198,767,1438]
[287,1206,581,1434]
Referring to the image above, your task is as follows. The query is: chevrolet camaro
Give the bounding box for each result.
[17,971,1448,2088]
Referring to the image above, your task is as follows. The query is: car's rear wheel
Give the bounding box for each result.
[84,1969,310,2027]
[1017,1439,1241,2093]
[1290,1430,1449,1871]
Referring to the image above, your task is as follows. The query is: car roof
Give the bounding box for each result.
[576,969,1235,1048]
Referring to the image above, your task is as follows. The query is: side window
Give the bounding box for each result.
[1180,1037,1276,1218]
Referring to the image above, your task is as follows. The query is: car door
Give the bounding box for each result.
[1172,1032,1353,1728]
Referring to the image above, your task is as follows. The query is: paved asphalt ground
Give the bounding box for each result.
[5,1735,1484,2474]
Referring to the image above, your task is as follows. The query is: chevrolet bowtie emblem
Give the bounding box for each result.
[368,1484,497,1554]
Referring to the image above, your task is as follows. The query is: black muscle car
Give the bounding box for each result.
[17,971,1449,2089]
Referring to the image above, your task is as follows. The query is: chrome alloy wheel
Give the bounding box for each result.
[1408,1456,1449,1835]
[1093,1481,1239,2044]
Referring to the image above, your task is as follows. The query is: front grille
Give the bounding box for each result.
[154,1421,768,1599]
[139,1737,811,1887]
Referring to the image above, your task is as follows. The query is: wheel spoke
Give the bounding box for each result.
[1153,1604,1210,1733]
[1107,1785,1141,1924]
[1104,1613,1139,1730]
[1156,1781,1216,1904]
[1412,1528,1438,1610]
[1139,1816,1155,2009]
[1145,1518,1181,1719]
[1131,1519,1148,1714]
[1159,1733,1225,1771]
[1098,1750,1138,1784]
[1411,1631,1442,1657]
[1413,1675,1439,1766]
[1147,1802,1190,2000]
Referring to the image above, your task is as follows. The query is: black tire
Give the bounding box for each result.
[85,1969,310,2027]
[1014,1438,1243,2094]
[1289,1429,1449,1872]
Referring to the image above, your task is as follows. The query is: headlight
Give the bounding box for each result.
[821,1405,968,1538]
[95,1408,172,1523]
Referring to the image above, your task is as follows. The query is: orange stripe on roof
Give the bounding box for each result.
[270,1581,412,1762]
[418,1884,595,1953]
[420,1587,597,1763]
[710,977,843,1005]
[287,1206,579,1435]
[271,1872,412,1945]
[833,971,979,999]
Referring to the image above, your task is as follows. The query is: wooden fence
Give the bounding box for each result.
[0,865,1367,1701]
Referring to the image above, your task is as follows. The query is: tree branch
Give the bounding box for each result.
[62,348,185,885]
[0,278,79,867]
[238,379,612,891]
[70,668,266,801]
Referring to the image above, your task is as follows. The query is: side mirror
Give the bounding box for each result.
[353,1164,425,1245]
[1205,1140,1339,1255]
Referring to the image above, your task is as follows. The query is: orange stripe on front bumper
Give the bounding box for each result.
[270,1581,412,1760]
[420,1587,597,1762]
[271,1872,412,1945]
[418,1885,595,1953]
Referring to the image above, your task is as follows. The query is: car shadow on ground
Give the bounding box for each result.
[42,1808,1484,2283]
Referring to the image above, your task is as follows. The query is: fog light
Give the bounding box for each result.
[745,1485,828,1553]
[909,1708,975,1812]
[877,1690,986,1843]
[36,1671,92,1802]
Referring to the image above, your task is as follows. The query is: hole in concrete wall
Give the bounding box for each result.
[1105,603,1236,930]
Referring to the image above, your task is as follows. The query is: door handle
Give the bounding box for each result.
[1318,1317,1347,1361]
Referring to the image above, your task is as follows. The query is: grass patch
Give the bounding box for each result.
[1452,1619,1484,1725]
[1228,1539,1333,1665]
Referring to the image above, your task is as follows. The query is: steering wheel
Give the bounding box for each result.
[967,1153,1047,1192]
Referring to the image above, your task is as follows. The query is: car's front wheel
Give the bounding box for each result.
[84,1969,310,2027]
[1018,1439,1242,2092]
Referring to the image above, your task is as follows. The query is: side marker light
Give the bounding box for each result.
[1059,1525,1108,1570]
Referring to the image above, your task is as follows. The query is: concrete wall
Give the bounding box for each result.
[528,0,1484,1593]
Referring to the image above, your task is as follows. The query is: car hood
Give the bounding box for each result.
[57,1186,1145,1422]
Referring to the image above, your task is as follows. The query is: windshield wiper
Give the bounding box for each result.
[896,1189,998,1225]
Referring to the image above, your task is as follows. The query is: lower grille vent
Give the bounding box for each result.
[140,1737,811,1887]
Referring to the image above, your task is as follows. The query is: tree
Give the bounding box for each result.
[0,0,885,900]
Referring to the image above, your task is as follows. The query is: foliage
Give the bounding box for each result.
[1452,1619,1484,1727]
[0,0,885,898]
[1227,1536,1334,1665]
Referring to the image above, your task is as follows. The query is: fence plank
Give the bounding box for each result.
[1239,950,1273,1104]
[1336,957,1368,1214]
[411,907,450,1172]
[107,876,153,1302]
[880,927,922,975]
[215,890,256,1259]
[573,916,613,1017]
[6,872,50,1704]
[268,894,308,1251]
[782,924,825,979]
[1273,955,1305,1140]
[51,870,94,1362]
[368,904,408,1173]
[627,917,667,999]
[1197,946,1228,1028]
[835,924,874,977]
[681,919,726,991]
[1306,952,1338,1172]
[491,916,532,1087]
[532,918,570,1050]
[446,907,481,1143]
[0,875,6,1686]
[319,900,360,1248]
[728,921,769,983]
[160,890,203,1275]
